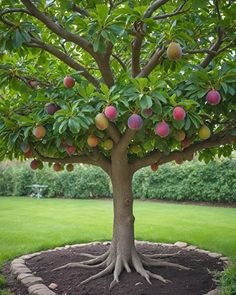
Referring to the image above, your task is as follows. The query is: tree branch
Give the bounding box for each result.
[132,128,236,172]
[112,54,127,71]
[144,0,170,18]
[200,0,224,68]
[14,74,52,88]
[131,0,169,77]
[131,31,144,77]
[130,127,236,172]
[184,49,218,55]
[25,37,100,88]
[118,129,136,152]
[20,0,96,58]
[96,57,114,88]
[107,123,121,144]
[72,4,90,18]
[153,1,189,20]
[20,0,115,88]
[185,39,236,58]
[0,8,31,17]
[34,149,111,176]
[137,46,165,78]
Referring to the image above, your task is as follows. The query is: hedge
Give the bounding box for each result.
[0,162,111,198]
[133,159,236,202]
[0,159,236,202]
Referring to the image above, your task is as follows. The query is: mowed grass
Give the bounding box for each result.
[0,197,236,267]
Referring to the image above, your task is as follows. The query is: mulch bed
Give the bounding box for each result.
[2,243,224,295]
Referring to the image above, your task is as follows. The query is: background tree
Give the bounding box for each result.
[0,0,236,289]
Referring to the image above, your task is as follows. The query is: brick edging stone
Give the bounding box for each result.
[10,241,229,295]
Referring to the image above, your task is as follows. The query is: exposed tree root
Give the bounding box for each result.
[145,252,181,258]
[79,251,110,265]
[140,254,190,270]
[52,247,190,289]
[79,261,115,286]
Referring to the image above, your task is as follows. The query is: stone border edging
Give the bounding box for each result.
[10,241,229,295]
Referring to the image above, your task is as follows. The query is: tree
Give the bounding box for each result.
[0,0,236,289]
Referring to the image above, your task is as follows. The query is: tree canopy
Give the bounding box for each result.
[0,0,236,173]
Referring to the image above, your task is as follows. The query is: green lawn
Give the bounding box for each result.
[0,197,236,267]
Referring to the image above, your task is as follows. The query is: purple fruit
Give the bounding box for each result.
[45,103,60,115]
[127,114,143,130]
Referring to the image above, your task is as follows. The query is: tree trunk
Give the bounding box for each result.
[53,150,187,287]
[109,150,135,268]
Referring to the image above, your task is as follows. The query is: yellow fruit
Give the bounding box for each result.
[167,42,182,61]
[103,139,113,150]
[175,130,186,142]
[130,145,142,154]
[198,125,211,140]
[95,113,109,130]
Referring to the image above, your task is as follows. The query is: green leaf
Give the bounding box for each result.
[59,120,68,134]
[220,82,228,94]
[68,117,81,133]
[96,4,109,24]
[167,93,177,106]
[153,92,167,104]
[100,83,109,97]
[184,115,191,131]
[12,29,23,48]
[152,100,162,115]
[93,35,100,52]
[140,95,152,110]
[173,119,185,130]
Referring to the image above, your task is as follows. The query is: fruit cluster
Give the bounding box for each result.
[24,58,221,172]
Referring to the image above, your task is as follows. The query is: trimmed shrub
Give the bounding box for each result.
[133,159,236,202]
[0,159,236,202]
[0,162,111,198]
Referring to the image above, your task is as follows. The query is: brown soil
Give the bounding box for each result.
[2,243,224,295]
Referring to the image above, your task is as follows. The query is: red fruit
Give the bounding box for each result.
[33,126,46,139]
[155,121,170,138]
[30,159,40,170]
[206,90,221,105]
[151,163,158,172]
[181,138,191,149]
[144,108,153,117]
[63,76,75,88]
[66,164,74,172]
[173,106,186,121]
[127,114,143,130]
[53,163,62,172]
[45,103,60,115]
[175,156,183,165]
[24,150,33,158]
[104,105,118,121]
[66,145,76,155]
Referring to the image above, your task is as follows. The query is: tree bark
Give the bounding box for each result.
[110,150,135,264]
[53,150,188,287]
